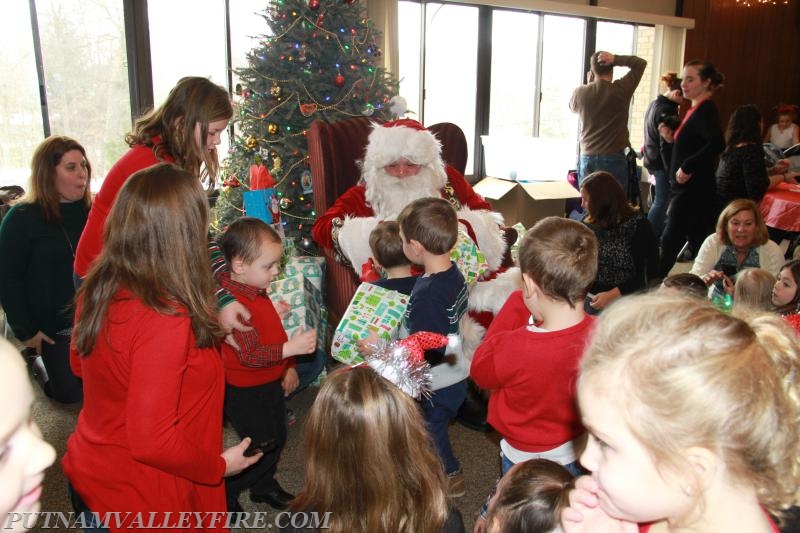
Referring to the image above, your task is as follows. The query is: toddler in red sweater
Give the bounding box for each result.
[217,217,317,514]
[471,217,598,527]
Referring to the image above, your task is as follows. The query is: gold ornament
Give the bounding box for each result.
[270,82,282,98]
[245,136,258,150]
[268,123,279,135]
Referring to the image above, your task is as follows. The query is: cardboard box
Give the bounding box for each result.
[473,177,581,228]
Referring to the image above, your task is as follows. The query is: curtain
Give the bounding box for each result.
[366,0,399,76]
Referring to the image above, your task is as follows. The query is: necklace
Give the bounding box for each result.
[60,224,76,259]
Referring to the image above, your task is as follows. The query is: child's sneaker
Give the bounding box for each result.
[286,408,296,427]
[447,469,465,498]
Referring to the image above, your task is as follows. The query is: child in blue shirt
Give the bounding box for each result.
[398,197,469,497]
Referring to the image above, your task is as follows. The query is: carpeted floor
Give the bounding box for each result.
[30,359,500,532]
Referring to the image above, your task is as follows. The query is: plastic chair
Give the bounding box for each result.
[308,117,468,326]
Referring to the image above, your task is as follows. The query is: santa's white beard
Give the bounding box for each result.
[364,166,445,219]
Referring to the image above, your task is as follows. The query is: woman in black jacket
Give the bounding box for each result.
[659,60,725,277]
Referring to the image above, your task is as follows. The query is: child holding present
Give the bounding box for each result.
[217,217,317,513]
[398,197,470,497]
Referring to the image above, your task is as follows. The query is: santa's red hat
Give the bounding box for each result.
[363,119,444,171]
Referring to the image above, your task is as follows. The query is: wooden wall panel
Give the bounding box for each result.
[681,0,800,130]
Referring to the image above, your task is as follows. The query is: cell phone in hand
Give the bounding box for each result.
[244,438,277,457]
[719,264,738,278]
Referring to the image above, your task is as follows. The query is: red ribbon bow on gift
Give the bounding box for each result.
[249,163,275,190]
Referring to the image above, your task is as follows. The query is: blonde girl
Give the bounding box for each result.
[287,365,463,533]
[563,292,800,533]
[733,268,777,312]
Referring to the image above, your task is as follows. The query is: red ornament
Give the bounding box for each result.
[309,0,320,9]
[334,74,345,87]
[223,175,241,188]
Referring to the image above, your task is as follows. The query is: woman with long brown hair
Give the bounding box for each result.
[580,171,658,313]
[0,136,91,403]
[62,164,260,531]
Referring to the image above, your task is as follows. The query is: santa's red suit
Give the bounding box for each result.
[312,119,509,276]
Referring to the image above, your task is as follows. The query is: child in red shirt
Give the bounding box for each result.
[217,217,317,514]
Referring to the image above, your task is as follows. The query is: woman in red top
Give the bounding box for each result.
[72,77,249,338]
[63,164,261,532]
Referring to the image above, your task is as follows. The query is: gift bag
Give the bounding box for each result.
[331,283,409,365]
[243,188,281,225]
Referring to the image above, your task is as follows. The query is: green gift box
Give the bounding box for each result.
[331,283,409,366]
[268,274,326,349]
[278,255,326,292]
[509,222,527,265]
[451,228,490,286]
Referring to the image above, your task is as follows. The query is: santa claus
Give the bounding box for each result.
[312,118,509,275]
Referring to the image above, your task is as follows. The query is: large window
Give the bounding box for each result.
[1,0,129,190]
[398,1,657,178]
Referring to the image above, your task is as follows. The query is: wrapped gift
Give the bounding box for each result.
[509,222,527,265]
[279,255,325,292]
[451,227,490,286]
[331,283,409,366]
[268,275,326,350]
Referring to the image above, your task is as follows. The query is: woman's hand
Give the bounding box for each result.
[589,288,622,310]
[219,300,253,350]
[222,437,262,477]
[561,476,638,533]
[701,270,726,286]
[21,331,55,355]
[675,168,692,184]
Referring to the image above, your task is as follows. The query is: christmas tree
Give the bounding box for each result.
[213,0,400,255]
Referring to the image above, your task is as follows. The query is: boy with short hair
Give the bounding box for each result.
[217,217,317,513]
[397,197,469,497]
[368,221,418,295]
[471,217,598,477]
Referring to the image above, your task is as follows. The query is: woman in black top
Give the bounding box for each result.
[658,60,726,277]
[0,137,91,402]
[716,104,788,208]
[581,171,658,313]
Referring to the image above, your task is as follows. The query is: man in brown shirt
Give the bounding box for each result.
[570,51,647,190]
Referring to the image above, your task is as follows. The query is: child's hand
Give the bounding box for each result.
[561,476,638,533]
[356,331,380,357]
[701,270,726,286]
[282,367,299,396]
[221,437,262,477]
[283,328,316,357]
[273,300,291,318]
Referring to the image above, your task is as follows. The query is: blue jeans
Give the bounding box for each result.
[647,168,669,238]
[421,379,467,475]
[579,152,628,191]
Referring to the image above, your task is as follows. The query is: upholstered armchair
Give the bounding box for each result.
[308,117,469,326]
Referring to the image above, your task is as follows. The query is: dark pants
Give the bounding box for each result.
[421,379,467,475]
[42,331,82,403]
[659,192,717,277]
[224,379,287,508]
[68,483,109,532]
